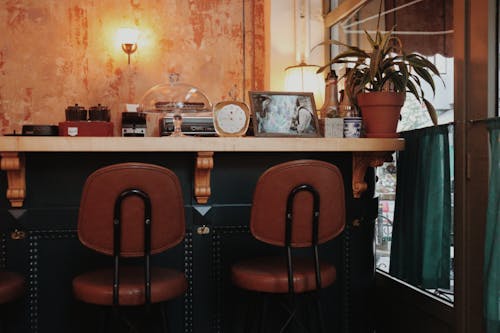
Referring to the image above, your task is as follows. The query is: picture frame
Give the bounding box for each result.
[248,91,321,137]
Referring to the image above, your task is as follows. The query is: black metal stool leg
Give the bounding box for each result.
[258,293,269,333]
[279,294,316,333]
[279,294,298,333]
[242,293,257,333]
[97,306,111,333]
[110,306,123,333]
[314,292,326,333]
[159,303,169,333]
[0,306,4,333]
[303,294,315,332]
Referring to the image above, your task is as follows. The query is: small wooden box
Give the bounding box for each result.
[324,118,344,138]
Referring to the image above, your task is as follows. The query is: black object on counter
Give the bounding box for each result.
[121,112,147,137]
[89,104,110,121]
[22,125,59,136]
[65,104,87,121]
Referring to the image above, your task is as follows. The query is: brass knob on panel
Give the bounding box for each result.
[11,229,26,240]
[196,225,210,235]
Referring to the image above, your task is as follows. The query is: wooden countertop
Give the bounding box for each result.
[0,136,404,207]
[0,136,404,152]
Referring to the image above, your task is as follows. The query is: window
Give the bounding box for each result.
[326,0,455,303]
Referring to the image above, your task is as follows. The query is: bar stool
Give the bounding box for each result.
[231,159,345,332]
[0,271,24,332]
[72,162,187,332]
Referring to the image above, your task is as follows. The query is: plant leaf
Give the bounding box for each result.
[313,39,367,54]
[364,30,376,48]
[316,49,370,73]
[406,79,422,102]
[410,73,421,86]
[423,98,438,125]
[412,66,436,94]
[370,48,382,83]
[379,27,396,54]
[407,54,440,76]
[332,50,369,61]
[398,54,410,88]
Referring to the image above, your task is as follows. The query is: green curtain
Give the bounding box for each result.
[485,118,500,333]
[390,125,452,289]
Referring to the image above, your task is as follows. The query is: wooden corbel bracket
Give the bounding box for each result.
[0,152,26,207]
[352,152,393,198]
[194,152,214,204]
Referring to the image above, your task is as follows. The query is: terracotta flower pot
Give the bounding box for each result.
[357,92,406,138]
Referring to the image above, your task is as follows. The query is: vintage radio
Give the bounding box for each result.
[159,116,216,136]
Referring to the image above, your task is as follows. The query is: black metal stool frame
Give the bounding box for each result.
[112,188,152,307]
[106,188,169,333]
[249,184,326,333]
[281,184,326,333]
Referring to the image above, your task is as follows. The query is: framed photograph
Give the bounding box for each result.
[248,91,320,137]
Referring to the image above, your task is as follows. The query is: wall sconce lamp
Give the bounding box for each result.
[117,27,140,64]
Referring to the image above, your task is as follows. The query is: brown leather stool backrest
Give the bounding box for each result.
[78,162,185,257]
[251,160,345,247]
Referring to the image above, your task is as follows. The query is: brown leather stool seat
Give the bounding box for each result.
[232,256,336,294]
[0,271,24,304]
[230,160,345,333]
[73,266,187,306]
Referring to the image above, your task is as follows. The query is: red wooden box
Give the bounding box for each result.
[58,121,114,137]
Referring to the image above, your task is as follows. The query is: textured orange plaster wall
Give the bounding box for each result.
[0,0,265,135]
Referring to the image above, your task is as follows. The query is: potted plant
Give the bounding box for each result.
[317,18,442,137]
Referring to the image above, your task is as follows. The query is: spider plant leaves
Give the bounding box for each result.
[332,50,369,62]
[406,54,440,76]
[314,39,367,54]
[364,30,377,49]
[369,49,382,82]
[317,49,369,74]
[368,29,394,82]
[383,70,407,93]
[379,28,396,52]
[318,25,442,126]
[406,79,422,103]
[412,66,436,95]
[397,56,410,87]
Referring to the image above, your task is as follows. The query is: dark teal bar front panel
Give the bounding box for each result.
[0,151,375,333]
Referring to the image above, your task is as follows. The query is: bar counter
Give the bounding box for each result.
[0,136,403,333]
[0,136,404,152]
[0,136,404,207]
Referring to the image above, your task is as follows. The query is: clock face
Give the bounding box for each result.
[214,102,250,136]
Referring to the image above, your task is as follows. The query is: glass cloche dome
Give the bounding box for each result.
[139,73,212,136]
[139,73,212,116]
